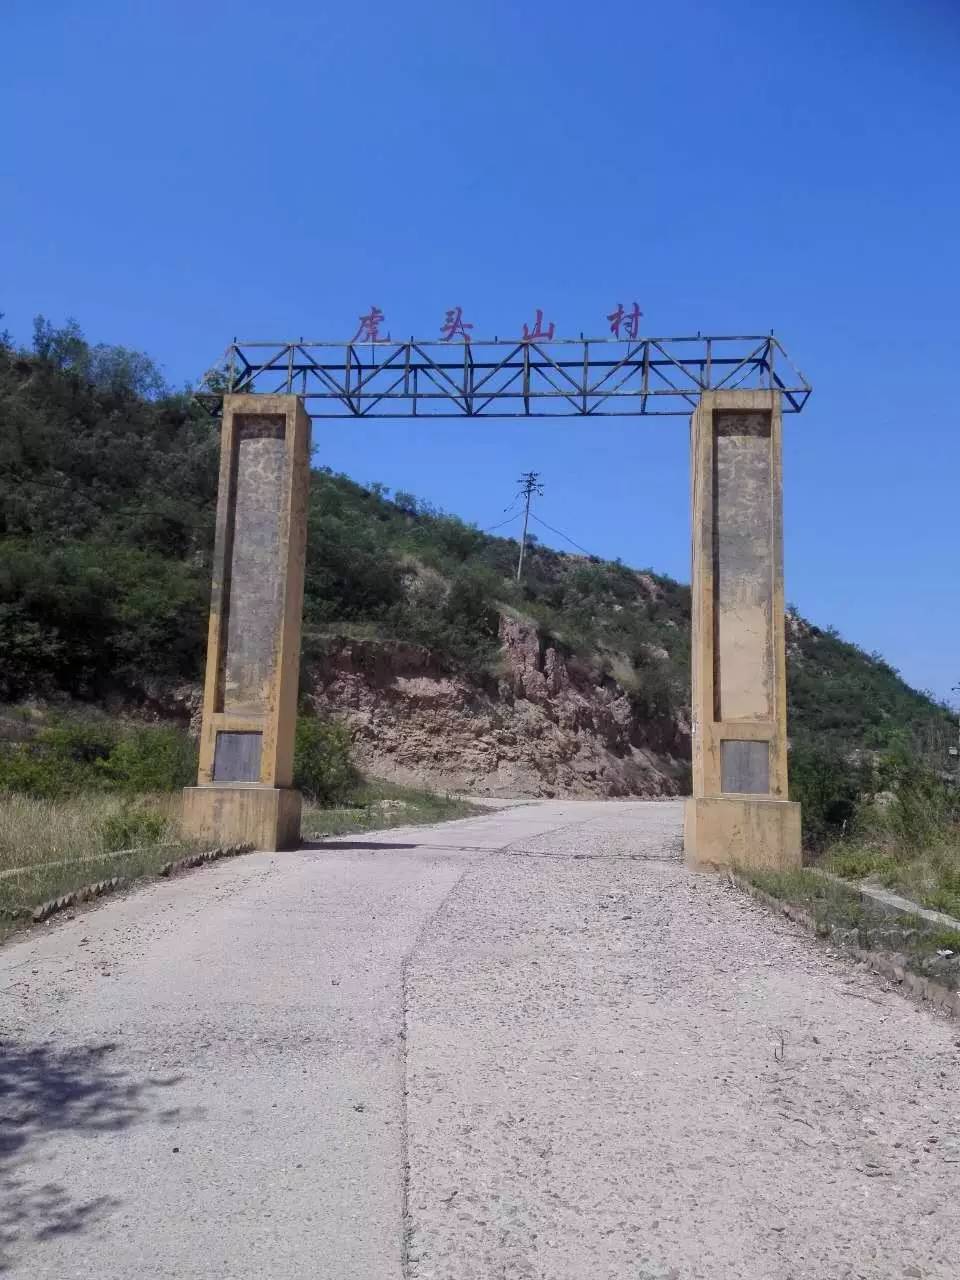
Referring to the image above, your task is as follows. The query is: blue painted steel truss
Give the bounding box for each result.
[198,334,811,419]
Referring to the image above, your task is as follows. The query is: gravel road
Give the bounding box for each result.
[2,800,957,1278]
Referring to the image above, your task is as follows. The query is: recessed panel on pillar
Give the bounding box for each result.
[712,411,774,724]
[220,415,287,717]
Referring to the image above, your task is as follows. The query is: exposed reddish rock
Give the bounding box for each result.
[303,616,689,799]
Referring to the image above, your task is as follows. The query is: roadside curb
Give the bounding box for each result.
[28,843,254,926]
[728,870,960,1021]
[32,876,128,923]
[815,867,960,933]
[159,842,252,878]
[0,841,181,882]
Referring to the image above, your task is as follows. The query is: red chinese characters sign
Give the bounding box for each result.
[347,302,642,342]
[520,309,555,342]
[440,307,473,342]
[351,306,389,342]
[607,302,643,340]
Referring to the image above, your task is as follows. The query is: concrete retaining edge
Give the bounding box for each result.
[815,867,960,933]
[0,841,182,883]
[728,870,960,1021]
[159,842,252,879]
[31,876,128,923]
[27,843,254,926]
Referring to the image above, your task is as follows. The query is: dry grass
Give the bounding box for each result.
[0,782,479,945]
[0,792,180,872]
[0,792,199,944]
[739,864,960,985]
[824,838,960,920]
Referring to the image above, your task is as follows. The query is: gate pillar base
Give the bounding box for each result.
[182,784,302,853]
[684,797,800,872]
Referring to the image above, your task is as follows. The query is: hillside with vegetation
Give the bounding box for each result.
[0,318,954,815]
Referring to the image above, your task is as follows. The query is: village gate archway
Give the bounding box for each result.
[181,333,812,869]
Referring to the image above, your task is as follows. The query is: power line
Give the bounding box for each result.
[529,511,594,558]
[482,490,528,535]
[483,512,522,534]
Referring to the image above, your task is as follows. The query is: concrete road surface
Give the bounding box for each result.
[1,800,958,1279]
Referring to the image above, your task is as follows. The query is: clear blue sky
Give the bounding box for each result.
[3,0,958,703]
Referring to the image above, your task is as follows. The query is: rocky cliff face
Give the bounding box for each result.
[304,615,690,798]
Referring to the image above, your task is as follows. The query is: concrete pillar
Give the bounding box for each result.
[684,390,801,870]
[181,394,310,851]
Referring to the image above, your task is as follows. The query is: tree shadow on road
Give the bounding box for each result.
[0,1039,184,1273]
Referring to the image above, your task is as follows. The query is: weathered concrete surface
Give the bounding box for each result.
[3,801,958,1279]
[687,389,800,869]
[405,805,958,1280]
[184,394,310,850]
[181,781,301,851]
[712,410,775,723]
[0,802,589,1278]
[683,793,802,871]
[221,414,288,715]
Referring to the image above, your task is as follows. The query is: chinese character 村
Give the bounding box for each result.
[607,302,643,340]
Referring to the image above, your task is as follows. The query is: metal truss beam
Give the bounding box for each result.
[197,335,812,420]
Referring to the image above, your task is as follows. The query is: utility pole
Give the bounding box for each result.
[516,471,544,582]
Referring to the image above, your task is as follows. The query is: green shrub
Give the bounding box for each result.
[0,720,196,798]
[0,743,86,798]
[38,719,119,764]
[0,720,118,798]
[97,726,197,792]
[384,565,501,676]
[923,928,960,954]
[627,658,682,722]
[293,715,358,806]
[823,847,899,883]
[0,541,208,700]
[882,777,954,852]
[99,805,169,851]
[921,858,960,917]
[789,744,871,851]
[855,738,960,852]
